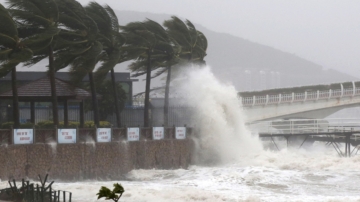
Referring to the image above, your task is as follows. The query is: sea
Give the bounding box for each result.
[1,66,360,201]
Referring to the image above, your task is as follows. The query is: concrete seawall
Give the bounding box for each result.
[0,139,194,181]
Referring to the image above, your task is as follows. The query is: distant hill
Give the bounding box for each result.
[20,10,356,93]
[115,10,356,91]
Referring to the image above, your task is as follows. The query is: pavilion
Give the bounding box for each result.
[0,76,97,127]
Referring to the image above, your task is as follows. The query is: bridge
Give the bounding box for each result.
[240,81,360,122]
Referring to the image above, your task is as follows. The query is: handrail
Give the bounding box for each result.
[241,82,360,107]
[249,118,360,135]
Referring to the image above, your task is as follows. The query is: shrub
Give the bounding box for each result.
[58,121,80,128]
[1,122,34,129]
[84,121,111,128]
[2,120,112,129]
[1,122,14,129]
[20,122,34,128]
[96,183,124,202]
[36,121,56,129]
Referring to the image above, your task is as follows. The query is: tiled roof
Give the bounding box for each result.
[0,76,94,100]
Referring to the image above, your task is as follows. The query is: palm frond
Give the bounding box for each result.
[0,3,18,37]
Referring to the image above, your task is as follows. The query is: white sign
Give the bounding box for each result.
[127,128,140,141]
[58,129,77,144]
[152,127,164,140]
[97,128,111,142]
[13,129,33,144]
[175,127,186,139]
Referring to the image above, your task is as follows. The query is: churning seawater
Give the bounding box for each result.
[2,66,360,201]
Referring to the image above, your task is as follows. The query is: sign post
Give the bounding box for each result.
[175,127,186,139]
[13,129,34,144]
[57,129,77,144]
[127,128,140,141]
[152,127,164,140]
[96,128,111,142]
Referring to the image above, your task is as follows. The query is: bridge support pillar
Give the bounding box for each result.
[345,134,351,157]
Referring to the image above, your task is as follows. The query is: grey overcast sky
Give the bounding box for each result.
[2,0,360,77]
[75,0,360,77]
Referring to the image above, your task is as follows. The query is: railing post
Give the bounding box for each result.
[265,95,269,105]
[340,83,344,98]
[352,81,356,96]
[252,96,256,106]
[291,92,294,103]
[329,89,332,99]
[316,90,319,100]
[304,91,307,102]
[278,94,282,104]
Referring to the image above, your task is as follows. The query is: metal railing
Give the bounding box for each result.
[248,118,360,135]
[241,82,360,106]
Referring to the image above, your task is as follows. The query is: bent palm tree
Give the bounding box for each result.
[54,0,102,127]
[162,17,208,126]
[121,19,173,127]
[0,3,33,127]
[7,0,61,126]
[86,2,127,127]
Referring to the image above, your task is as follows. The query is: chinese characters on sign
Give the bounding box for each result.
[13,129,34,144]
[152,127,164,140]
[175,127,186,139]
[127,128,140,141]
[57,129,77,144]
[96,128,111,142]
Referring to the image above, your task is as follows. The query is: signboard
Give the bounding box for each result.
[152,127,164,140]
[127,128,140,141]
[175,127,186,139]
[58,129,77,144]
[13,129,33,144]
[97,128,111,142]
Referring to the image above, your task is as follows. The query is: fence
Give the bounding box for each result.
[241,84,360,106]
[0,127,193,146]
[8,106,195,127]
[248,118,360,135]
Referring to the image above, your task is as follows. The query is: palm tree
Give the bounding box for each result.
[0,3,33,127]
[161,17,208,126]
[7,0,61,126]
[121,19,173,127]
[85,2,127,127]
[54,0,102,127]
[163,16,208,64]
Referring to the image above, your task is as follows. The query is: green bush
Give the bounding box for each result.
[57,121,80,128]
[1,120,112,129]
[97,183,124,202]
[84,121,111,128]
[0,122,34,129]
[100,121,112,128]
[1,122,14,129]
[36,120,56,129]
[20,122,34,128]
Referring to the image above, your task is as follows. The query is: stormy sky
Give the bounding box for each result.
[2,0,360,78]
[75,0,360,78]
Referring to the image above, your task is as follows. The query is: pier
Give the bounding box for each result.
[250,119,360,157]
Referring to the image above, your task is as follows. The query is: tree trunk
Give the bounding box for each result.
[48,45,59,126]
[164,66,171,127]
[11,67,20,128]
[144,50,152,127]
[111,69,121,127]
[89,71,100,127]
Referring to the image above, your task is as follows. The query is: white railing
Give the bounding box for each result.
[241,84,360,106]
[249,118,360,135]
